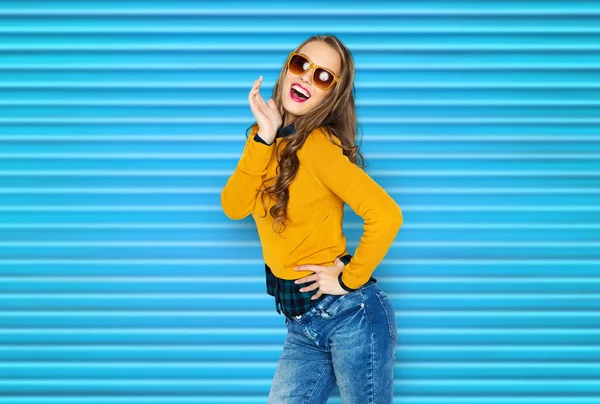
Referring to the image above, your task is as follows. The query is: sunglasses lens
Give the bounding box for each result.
[289,54,309,75]
[314,68,334,89]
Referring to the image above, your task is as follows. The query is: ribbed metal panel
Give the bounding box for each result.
[1,1,599,402]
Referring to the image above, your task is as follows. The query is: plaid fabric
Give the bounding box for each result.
[265,253,378,319]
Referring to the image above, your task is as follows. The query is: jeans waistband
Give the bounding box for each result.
[287,279,380,324]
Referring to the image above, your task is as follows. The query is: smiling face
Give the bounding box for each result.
[281,41,342,126]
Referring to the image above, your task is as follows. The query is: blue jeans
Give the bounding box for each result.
[268,282,397,403]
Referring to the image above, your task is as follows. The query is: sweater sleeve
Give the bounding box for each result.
[300,128,403,290]
[220,125,275,220]
[254,132,274,145]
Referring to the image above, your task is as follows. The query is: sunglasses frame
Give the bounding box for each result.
[287,51,340,90]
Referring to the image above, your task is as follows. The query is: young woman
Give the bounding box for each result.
[221,34,403,403]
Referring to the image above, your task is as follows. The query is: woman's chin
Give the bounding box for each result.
[282,101,304,117]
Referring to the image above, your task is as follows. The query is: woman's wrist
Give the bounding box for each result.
[254,133,274,145]
[257,130,276,145]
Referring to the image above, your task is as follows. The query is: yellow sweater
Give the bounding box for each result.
[221,124,403,290]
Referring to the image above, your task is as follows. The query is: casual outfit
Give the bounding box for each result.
[221,122,402,403]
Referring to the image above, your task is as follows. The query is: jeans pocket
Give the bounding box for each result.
[375,290,397,341]
[318,291,365,320]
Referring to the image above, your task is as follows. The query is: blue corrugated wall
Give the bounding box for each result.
[1,1,599,403]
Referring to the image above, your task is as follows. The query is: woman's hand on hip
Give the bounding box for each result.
[293,258,350,300]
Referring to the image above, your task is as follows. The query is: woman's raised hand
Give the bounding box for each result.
[248,75,282,143]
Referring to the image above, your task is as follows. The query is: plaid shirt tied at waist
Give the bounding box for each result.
[265,253,378,319]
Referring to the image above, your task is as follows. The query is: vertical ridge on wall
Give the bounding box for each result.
[0,0,599,402]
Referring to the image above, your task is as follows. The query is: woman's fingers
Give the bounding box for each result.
[248,76,262,99]
[249,75,280,126]
[248,76,270,122]
[251,75,263,96]
[256,93,268,113]
[249,77,262,99]
[249,78,264,107]
[254,83,271,115]
[250,100,266,122]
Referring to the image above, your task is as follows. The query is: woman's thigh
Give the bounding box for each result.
[326,285,397,403]
[268,318,337,404]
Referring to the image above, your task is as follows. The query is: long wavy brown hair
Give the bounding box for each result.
[245,34,367,237]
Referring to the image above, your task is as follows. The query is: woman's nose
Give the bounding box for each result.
[299,70,313,86]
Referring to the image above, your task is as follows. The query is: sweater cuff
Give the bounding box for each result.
[253,133,273,146]
[338,271,359,292]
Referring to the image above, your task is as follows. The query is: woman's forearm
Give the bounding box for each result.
[221,126,275,220]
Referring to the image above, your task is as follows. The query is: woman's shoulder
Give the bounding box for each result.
[299,127,347,172]
[305,126,342,149]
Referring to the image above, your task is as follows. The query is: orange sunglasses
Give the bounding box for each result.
[287,51,340,90]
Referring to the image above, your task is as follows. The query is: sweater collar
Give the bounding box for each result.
[277,122,296,139]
